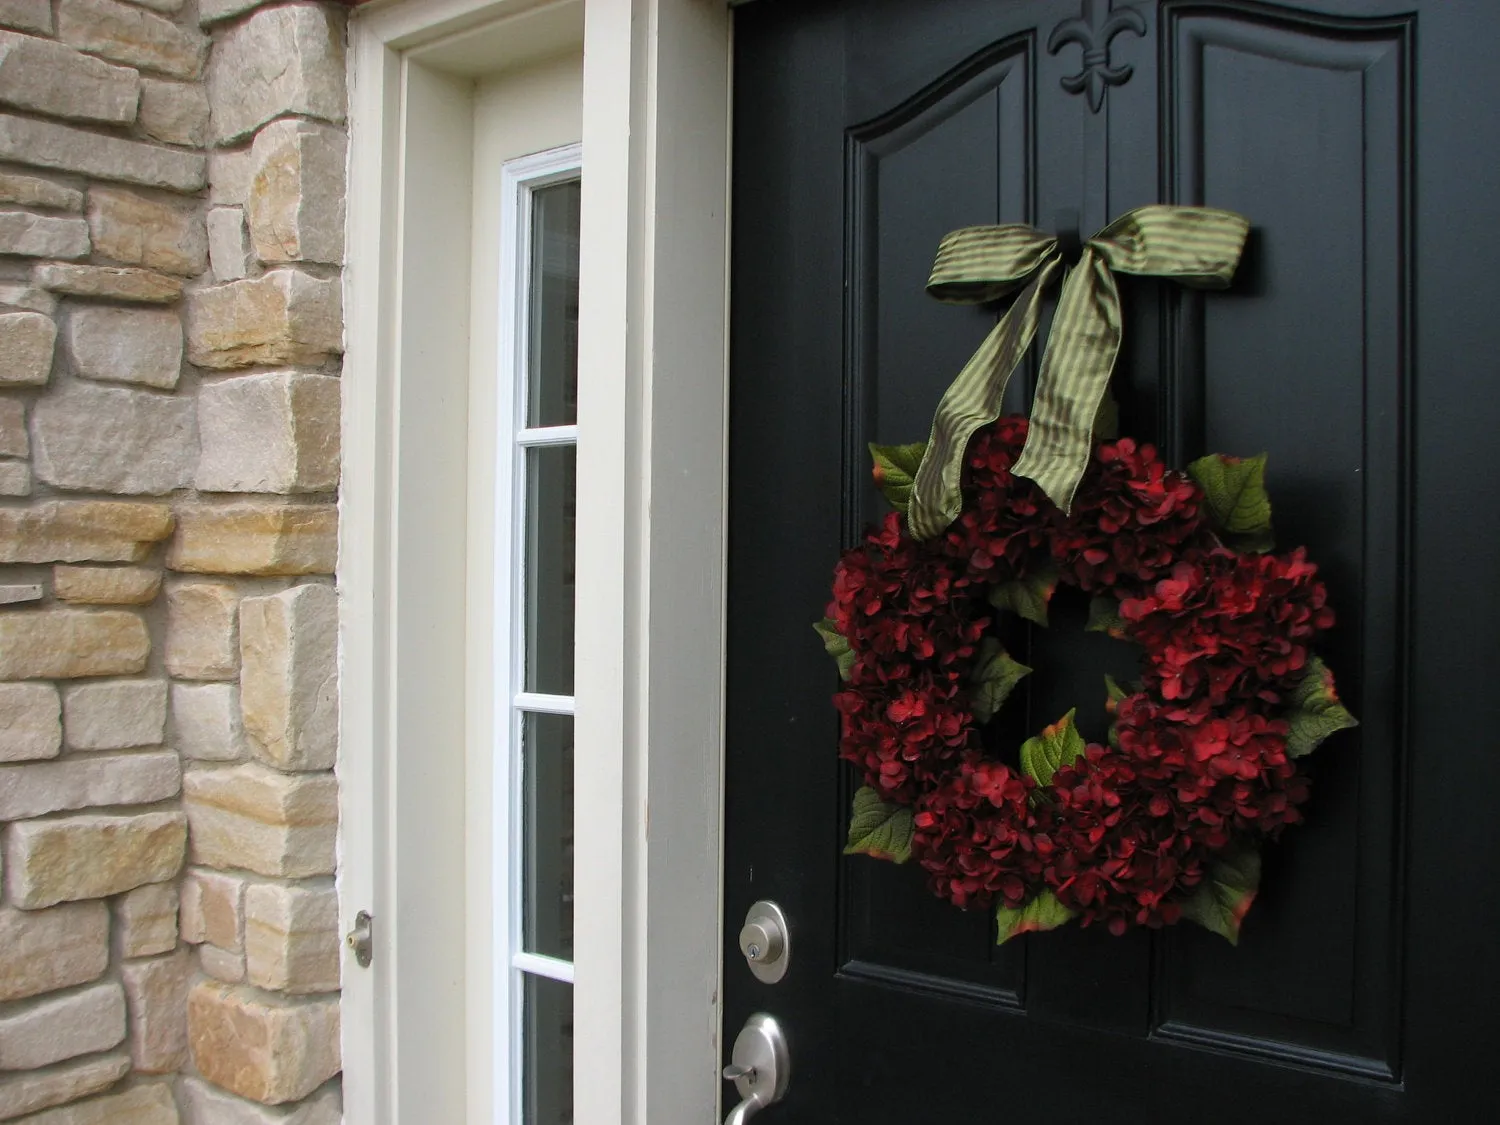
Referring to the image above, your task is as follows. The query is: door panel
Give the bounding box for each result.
[727,1,1500,1121]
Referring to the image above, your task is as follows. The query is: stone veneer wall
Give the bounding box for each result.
[0,0,349,1121]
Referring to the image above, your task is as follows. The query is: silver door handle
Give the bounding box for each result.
[723,1012,789,1124]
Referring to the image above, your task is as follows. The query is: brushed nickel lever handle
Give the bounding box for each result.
[722,1012,789,1125]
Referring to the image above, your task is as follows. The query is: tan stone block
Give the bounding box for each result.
[0,0,51,35]
[0,283,53,314]
[62,678,168,749]
[121,949,192,1073]
[248,118,345,265]
[0,980,126,1070]
[4,811,187,909]
[165,581,239,680]
[245,880,338,994]
[14,1081,179,1124]
[0,901,108,1003]
[0,460,28,495]
[0,501,174,565]
[0,584,41,604]
[33,263,182,303]
[170,682,246,761]
[240,585,336,772]
[0,173,81,213]
[0,396,24,455]
[188,981,340,1104]
[59,0,208,80]
[0,309,55,386]
[198,943,244,984]
[206,207,250,282]
[53,566,162,605]
[0,210,89,259]
[0,609,149,679]
[186,867,244,952]
[88,187,206,278]
[66,305,183,389]
[0,1052,130,1121]
[138,78,208,148]
[178,1078,341,1125]
[167,502,336,577]
[185,270,341,370]
[115,881,178,958]
[182,764,335,878]
[197,373,340,494]
[0,114,204,194]
[0,682,61,762]
[0,29,140,124]
[208,148,253,207]
[207,5,345,144]
[0,750,180,819]
[31,381,197,494]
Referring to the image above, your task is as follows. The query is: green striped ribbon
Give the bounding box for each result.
[907,205,1248,537]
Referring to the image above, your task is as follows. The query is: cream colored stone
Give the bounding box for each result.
[198,944,244,984]
[0,585,41,605]
[170,682,246,761]
[138,77,207,147]
[62,679,168,750]
[128,0,186,12]
[207,4,345,144]
[186,867,243,952]
[165,581,239,680]
[0,609,149,679]
[0,460,27,495]
[206,207,250,282]
[198,0,269,26]
[0,310,55,386]
[0,211,89,259]
[0,683,60,761]
[115,881,178,958]
[0,1052,129,1122]
[240,585,336,772]
[69,305,184,389]
[0,173,81,212]
[0,501,173,565]
[182,763,336,878]
[0,30,140,124]
[247,118,345,265]
[88,187,206,277]
[0,397,23,455]
[167,502,337,577]
[3,811,187,908]
[14,1081,179,1125]
[197,373,339,493]
[58,0,207,80]
[187,982,339,1105]
[0,750,180,819]
[245,880,338,994]
[0,0,50,35]
[53,565,162,605]
[0,980,125,1070]
[178,1078,341,1125]
[0,901,108,1003]
[0,282,55,315]
[33,263,182,303]
[31,381,197,494]
[208,148,253,207]
[185,270,341,370]
[0,114,204,192]
[121,949,191,1073]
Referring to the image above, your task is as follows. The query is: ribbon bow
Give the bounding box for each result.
[906,205,1249,538]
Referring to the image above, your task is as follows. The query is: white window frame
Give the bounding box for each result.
[493,142,583,1123]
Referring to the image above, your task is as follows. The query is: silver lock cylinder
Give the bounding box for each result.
[739,900,790,984]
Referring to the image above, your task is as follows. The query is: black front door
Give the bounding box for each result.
[725,1,1500,1121]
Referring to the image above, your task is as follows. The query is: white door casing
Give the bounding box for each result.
[341,2,733,1122]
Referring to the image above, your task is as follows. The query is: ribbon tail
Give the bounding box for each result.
[907,259,1061,539]
[1011,252,1123,514]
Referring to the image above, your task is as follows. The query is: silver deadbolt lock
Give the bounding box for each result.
[739,900,790,983]
[722,1012,790,1125]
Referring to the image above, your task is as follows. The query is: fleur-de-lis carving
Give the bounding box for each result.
[1048,0,1147,113]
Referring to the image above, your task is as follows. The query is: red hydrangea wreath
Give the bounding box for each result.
[816,415,1359,944]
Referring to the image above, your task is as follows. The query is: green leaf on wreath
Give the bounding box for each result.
[987,562,1058,627]
[996,890,1077,945]
[843,786,913,864]
[1284,655,1359,758]
[813,618,856,681]
[868,442,927,515]
[1180,847,1262,945]
[1019,708,1087,790]
[1187,452,1275,553]
[969,638,1031,723]
[1086,595,1126,638]
[1103,674,1128,749]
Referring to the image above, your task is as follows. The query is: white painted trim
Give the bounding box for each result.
[513,951,577,983]
[516,424,579,447]
[514,692,576,715]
